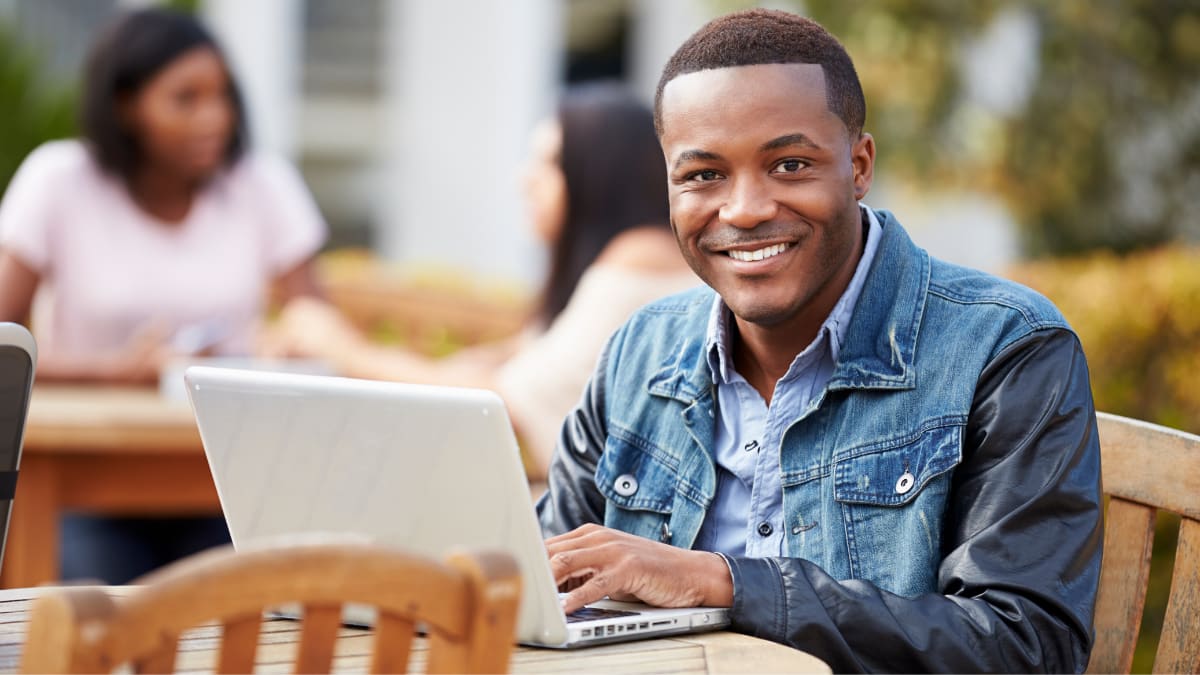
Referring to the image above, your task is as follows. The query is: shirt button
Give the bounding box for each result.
[614,474,638,497]
[757,522,773,537]
[895,471,915,495]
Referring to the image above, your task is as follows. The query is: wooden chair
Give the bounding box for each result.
[19,540,522,674]
[1088,412,1200,674]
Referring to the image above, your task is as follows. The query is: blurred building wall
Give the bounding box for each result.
[3,0,1019,283]
[377,0,560,285]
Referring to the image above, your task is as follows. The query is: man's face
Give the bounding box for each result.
[659,63,874,329]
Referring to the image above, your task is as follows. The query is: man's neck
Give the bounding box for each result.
[730,210,869,404]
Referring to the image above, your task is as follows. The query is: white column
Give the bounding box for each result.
[628,0,712,103]
[377,0,561,285]
[201,0,303,159]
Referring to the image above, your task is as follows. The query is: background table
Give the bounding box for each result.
[0,586,831,673]
[2,386,219,589]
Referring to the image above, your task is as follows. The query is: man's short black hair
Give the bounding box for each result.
[654,9,866,139]
[81,8,249,181]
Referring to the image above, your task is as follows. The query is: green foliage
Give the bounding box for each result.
[0,23,77,198]
[161,0,200,14]
[710,0,1200,257]
[1000,1,1200,256]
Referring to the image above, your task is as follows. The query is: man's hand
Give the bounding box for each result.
[545,523,734,614]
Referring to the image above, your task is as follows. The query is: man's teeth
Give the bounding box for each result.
[728,243,789,262]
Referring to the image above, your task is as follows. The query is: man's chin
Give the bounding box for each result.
[725,300,794,328]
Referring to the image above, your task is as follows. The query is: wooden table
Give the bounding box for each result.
[2,386,219,589]
[0,586,830,674]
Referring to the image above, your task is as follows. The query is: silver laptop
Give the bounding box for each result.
[185,366,729,648]
[0,323,36,575]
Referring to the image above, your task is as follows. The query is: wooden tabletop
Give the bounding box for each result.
[0,586,830,673]
[3,385,218,589]
[22,385,202,454]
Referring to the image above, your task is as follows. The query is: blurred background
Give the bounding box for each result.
[1,1,1197,670]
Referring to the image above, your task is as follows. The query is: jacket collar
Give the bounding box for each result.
[826,209,927,391]
[648,209,927,402]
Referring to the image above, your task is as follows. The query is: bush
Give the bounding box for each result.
[0,23,76,199]
[1008,245,1200,434]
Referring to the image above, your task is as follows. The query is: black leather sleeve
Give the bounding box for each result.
[536,343,610,536]
[724,328,1103,673]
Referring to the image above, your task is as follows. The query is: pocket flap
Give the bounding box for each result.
[595,434,676,514]
[834,424,961,506]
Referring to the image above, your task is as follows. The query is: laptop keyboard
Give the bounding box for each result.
[565,606,641,623]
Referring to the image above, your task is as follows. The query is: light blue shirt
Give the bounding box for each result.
[695,206,883,557]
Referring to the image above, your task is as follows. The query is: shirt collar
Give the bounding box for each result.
[704,205,885,385]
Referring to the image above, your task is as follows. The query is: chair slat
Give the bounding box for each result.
[217,613,262,674]
[446,550,522,673]
[1097,413,1200,519]
[18,542,521,674]
[295,604,342,674]
[1087,498,1156,675]
[369,612,415,674]
[1153,517,1200,674]
[133,639,177,674]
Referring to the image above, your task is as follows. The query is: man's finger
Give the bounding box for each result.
[544,522,605,548]
[547,542,618,585]
[560,572,619,615]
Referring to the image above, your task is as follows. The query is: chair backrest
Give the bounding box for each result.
[1088,412,1200,674]
[19,540,521,674]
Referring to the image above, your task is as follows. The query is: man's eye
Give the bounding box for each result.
[689,169,721,182]
[772,159,806,174]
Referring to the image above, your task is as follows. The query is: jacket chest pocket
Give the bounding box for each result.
[595,431,678,542]
[832,422,962,594]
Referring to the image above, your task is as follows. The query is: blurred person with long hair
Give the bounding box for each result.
[0,9,326,385]
[269,83,697,478]
[0,8,327,582]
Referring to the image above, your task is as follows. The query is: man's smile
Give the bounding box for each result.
[725,242,791,262]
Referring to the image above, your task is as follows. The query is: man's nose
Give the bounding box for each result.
[718,175,778,229]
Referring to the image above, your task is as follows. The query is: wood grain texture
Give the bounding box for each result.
[1153,517,1200,674]
[1086,498,1155,674]
[1092,413,1200,674]
[0,584,831,674]
[17,541,521,673]
[1097,412,1200,519]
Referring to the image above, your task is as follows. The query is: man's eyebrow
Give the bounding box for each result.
[761,133,821,152]
[672,149,722,169]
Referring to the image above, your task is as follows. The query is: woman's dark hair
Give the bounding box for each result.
[537,82,670,324]
[80,8,249,181]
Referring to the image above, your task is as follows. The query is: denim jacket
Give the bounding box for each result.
[537,211,1103,673]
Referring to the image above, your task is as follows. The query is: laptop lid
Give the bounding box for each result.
[186,366,575,645]
[0,323,36,575]
[185,366,728,648]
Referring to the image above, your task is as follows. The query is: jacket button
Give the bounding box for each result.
[895,471,915,495]
[614,474,638,497]
[757,522,773,537]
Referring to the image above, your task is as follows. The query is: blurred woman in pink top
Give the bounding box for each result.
[0,9,326,384]
[0,8,327,583]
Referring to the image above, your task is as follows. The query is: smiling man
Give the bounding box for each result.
[537,9,1102,673]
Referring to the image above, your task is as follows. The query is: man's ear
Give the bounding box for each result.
[851,132,875,201]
